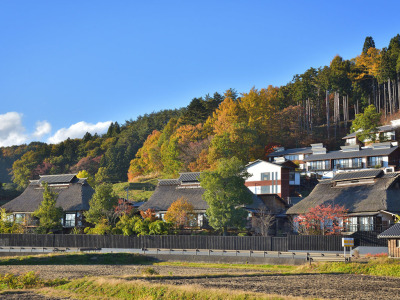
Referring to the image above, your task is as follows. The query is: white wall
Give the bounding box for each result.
[246,161,282,181]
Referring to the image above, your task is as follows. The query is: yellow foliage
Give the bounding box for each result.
[164,197,196,228]
[355,47,382,80]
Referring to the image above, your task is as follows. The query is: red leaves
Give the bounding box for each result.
[294,204,348,235]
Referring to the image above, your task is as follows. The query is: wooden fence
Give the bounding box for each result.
[0,232,384,252]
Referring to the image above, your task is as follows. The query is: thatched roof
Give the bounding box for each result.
[2,175,94,213]
[287,171,400,215]
[139,172,265,213]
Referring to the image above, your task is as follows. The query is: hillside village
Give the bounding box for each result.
[3,109,400,243]
[1,35,400,247]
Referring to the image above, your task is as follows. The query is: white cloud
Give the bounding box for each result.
[0,112,28,147]
[48,121,112,144]
[33,120,52,138]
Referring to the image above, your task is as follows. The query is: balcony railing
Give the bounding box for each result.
[336,163,363,170]
[366,163,382,168]
[308,167,331,171]
[345,224,389,233]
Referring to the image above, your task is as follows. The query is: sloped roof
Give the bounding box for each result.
[158,179,180,186]
[38,174,78,184]
[267,147,312,157]
[332,169,383,181]
[139,180,264,213]
[246,159,296,169]
[2,177,94,213]
[378,223,400,238]
[286,172,400,215]
[178,172,201,182]
[343,125,394,139]
[304,146,398,161]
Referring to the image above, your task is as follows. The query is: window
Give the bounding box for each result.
[289,172,295,182]
[309,160,330,170]
[352,158,362,168]
[64,213,76,227]
[261,172,271,180]
[285,155,299,161]
[397,240,400,248]
[359,216,374,231]
[346,217,358,232]
[260,185,271,194]
[334,159,351,169]
[15,214,25,224]
[368,156,383,167]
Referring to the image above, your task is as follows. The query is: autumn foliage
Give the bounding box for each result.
[294,204,348,235]
[164,197,196,228]
[140,208,158,222]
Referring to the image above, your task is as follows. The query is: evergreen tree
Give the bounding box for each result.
[362,36,376,54]
[84,183,118,225]
[33,183,63,233]
[200,157,252,235]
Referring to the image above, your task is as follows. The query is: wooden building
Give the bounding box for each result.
[2,174,94,231]
[287,169,400,234]
[378,223,400,257]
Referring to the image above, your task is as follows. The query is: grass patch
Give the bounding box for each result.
[49,277,296,300]
[0,271,68,290]
[112,179,157,202]
[0,253,153,266]
[302,257,400,277]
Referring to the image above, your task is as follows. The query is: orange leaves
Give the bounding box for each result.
[164,197,196,228]
[140,208,158,222]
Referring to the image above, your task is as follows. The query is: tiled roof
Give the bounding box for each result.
[267,147,312,157]
[38,174,78,184]
[178,172,201,182]
[378,223,400,238]
[158,179,180,186]
[304,146,398,161]
[332,169,383,181]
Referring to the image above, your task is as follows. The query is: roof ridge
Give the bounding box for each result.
[39,173,78,177]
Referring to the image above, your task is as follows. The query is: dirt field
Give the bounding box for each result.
[0,265,399,299]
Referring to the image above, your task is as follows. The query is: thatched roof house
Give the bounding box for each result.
[287,170,400,232]
[139,172,266,228]
[3,174,94,228]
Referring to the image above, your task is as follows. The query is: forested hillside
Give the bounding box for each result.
[3,34,400,190]
[128,35,400,179]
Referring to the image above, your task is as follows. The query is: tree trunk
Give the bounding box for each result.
[388,79,392,115]
[326,90,330,139]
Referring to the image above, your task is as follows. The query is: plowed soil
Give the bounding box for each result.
[0,265,399,299]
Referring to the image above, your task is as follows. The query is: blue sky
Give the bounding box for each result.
[0,1,400,146]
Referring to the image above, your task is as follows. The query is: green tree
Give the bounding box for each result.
[351,104,382,142]
[33,183,64,233]
[0,208,23,233]
[84,183,118,225]
[200,157,253,235]
[362,36,375,54]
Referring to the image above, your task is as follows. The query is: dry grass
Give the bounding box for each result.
[40,276,303,300]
